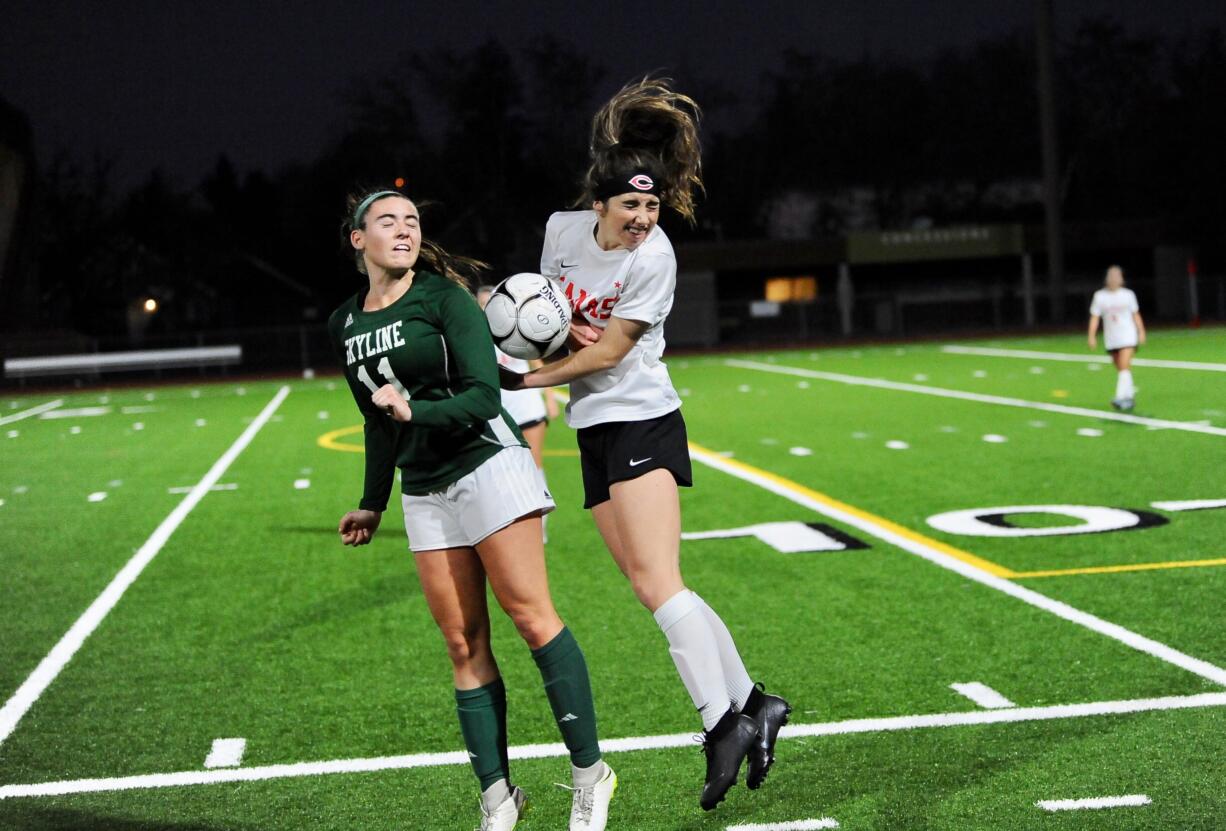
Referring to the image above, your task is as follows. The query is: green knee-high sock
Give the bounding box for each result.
[531,627,602,768]
[455,678,510,790]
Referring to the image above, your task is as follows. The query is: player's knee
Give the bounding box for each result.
[440,623,490,669]
[508,608,560,649]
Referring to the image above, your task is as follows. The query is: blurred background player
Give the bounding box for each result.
[501,79,791,812]
[330,189,615,831]
[1088,264,1147,411]
[476,285,561,540]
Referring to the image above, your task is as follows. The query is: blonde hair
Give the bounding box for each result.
[343,189,487,289]
[577,77,704,223]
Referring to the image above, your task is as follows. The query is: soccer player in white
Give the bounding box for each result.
[502,78,791,813]
[1088,265,1147,410]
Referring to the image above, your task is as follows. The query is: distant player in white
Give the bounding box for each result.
[476,285,560,465]
[1088,265,1147,410]
[477,285,560,543]
[500,78,791,813]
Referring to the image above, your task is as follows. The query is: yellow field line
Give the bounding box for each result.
[1013,558,1226,579]
[686,442,1018,578]
[317,424,364,453]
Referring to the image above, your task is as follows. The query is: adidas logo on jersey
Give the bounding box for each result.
[344,313,354,328]
[558,713,579,722]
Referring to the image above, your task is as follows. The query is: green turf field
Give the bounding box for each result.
[2,328,1225,830]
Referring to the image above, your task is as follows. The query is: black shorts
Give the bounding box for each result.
[576,409,693,509]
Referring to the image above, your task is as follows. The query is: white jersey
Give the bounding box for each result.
[1090,288,1140,350]
[495,350,548,426]
[541,210,681,429]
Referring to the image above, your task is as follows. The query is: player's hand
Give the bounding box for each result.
[567,315,602,350]
[1087,336,1096,350]
[545,390,560,419]
[499,366,526,391]
[1139,332,1146,346]
[339,509,382,546]
[371,385,412,422]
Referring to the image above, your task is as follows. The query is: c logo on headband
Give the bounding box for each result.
[629,174,655,191]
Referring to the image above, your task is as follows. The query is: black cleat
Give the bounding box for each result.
[742,683,792,790]
[699,710,759,811]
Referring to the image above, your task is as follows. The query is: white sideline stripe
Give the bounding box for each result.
[0,386,291,748]
[726,359,1226,437]
[39,406,111,419]
[167,483,238,494]
[950,682,1016,709]
[203,738,246,769]
[1036,794,1152,812]
[944,344,1226,372]
[687,445,1226,687]
[1151,499,1226,512]
[0,399,63,426]
[727,820,840,830]
[1,692,1222,800]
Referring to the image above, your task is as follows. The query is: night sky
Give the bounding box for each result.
[3,0,1224,188]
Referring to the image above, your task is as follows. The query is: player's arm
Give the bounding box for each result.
[405,286,503,429]
[512,316,648,389]
[1133,311,1146,345]
[339,411,394,546]
[330,316,391,546]
[1087,314,1100,349]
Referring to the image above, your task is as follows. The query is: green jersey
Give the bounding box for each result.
[328,270,525,508]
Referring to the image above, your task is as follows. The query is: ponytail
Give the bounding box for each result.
[577,77,704,223]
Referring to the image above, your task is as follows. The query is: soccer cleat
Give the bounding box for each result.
[477,785,526,831]
[742,683,792,790]
[558,761,617,830]
[699,711,760,811]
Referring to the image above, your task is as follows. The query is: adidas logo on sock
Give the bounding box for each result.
[558,713,579,722]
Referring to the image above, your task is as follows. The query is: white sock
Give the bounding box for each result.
[691,591,756,710]
[1116,370,1134,399]
[481,779,511,813]
[572,759,605,789]
[653,590,732,731]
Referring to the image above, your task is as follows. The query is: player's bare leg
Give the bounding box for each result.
[415,547,521,826]
[477,516,613,830]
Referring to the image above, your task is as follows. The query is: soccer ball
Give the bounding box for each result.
[484,273,571,360]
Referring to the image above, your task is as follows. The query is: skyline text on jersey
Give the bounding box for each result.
[345,321,407,366]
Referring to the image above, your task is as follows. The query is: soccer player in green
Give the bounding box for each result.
[329,188,615,831]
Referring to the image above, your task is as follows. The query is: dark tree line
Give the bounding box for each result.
[20,21,1226,339]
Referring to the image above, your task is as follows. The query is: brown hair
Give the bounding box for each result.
[343,189,487,289]
[577,77,704,223]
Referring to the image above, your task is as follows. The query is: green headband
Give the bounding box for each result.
[351,190,403,229]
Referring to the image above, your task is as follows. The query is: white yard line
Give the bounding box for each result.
[688,446,1226,687]
[1036,794,1152,812]
[727,820,840,830]
[943,344,1226,372]
[1151,499,1226,512]
[0,386,290,748]
[1,692,1221,799]
[950,682,1016,709]
[0,399,64,426]
[726,359,1226,437]
[203,738,246,769]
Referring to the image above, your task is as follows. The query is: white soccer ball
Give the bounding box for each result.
[484,273,571,360]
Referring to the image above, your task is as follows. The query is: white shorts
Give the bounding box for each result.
[501,387,548,427]
[402,446,555,553]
